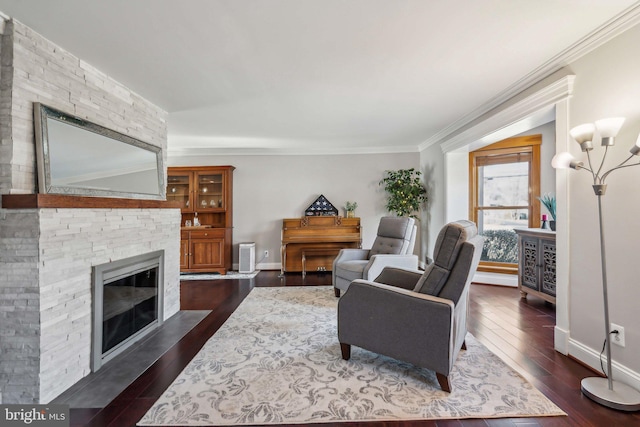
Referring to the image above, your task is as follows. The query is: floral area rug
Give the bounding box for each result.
[138,286,565,425]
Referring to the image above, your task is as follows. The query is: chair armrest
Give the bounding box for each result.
[333,248,370,264]
[371,266,424,290]
[363,254,419,284]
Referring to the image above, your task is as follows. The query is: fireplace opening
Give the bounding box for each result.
[92,250,164,371]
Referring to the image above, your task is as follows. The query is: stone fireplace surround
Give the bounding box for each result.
[1,196,181,404]
[0,17,180,404]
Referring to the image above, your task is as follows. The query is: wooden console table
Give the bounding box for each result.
[281,216,361,274]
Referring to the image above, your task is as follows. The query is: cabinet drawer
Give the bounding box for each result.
[189,228,225,239]
[180,230,190,240]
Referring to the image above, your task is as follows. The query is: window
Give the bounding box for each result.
[469,135,541,274]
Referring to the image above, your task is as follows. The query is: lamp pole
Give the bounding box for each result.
[553,118,640,411]
[594,187,613,391]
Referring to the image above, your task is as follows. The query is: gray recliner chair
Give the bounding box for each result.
[337,220,484,393]
[332,216,418,297]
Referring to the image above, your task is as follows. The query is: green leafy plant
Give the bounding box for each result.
[345,201,358,212]
[379,168,428,218]
[538,193,556,221]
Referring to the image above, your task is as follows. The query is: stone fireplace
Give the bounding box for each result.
[0,200,181,403]
[0,17,180,404]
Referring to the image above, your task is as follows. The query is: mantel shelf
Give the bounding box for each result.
[1,194,182,209]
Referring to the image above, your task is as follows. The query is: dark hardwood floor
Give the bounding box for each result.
[71,271,640,426]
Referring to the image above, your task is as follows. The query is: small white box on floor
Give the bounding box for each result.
[238,242,256,273]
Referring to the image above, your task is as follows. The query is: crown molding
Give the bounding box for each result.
[167,143,419,157]
[419,2,640,152]
[439,75,575,154]
[167,134,420,156]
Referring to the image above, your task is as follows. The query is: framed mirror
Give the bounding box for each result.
[34,103,166,200]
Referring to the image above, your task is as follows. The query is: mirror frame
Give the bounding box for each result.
[33,103,166,200]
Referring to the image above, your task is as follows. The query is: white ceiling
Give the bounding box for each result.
[0,0,638,155]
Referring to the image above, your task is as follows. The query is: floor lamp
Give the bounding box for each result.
[552,117,640,411]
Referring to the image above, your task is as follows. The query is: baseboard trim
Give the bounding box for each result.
[554,325,570,355]
[231,262,281,272]
[472,271,518,287]
[255,262,281,271]
[569,338,640,391]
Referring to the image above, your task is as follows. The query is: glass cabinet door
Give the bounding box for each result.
[167,173,192,212]
[196,172,224,210]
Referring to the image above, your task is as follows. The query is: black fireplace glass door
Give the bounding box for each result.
[102,267,158,353]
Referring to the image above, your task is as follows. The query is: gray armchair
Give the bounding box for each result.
[332,216,418,297]
[337,220,484,392]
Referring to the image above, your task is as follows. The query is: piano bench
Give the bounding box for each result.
[301,248,340,278]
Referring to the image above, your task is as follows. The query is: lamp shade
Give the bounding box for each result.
[595,117,625,138]
[552,151,579,169]
[569,123,595,144]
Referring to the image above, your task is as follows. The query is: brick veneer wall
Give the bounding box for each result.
[0,18,180,403]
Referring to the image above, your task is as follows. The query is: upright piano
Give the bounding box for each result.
[281,216,362,274]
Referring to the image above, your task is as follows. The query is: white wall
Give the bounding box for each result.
[419,143,445,258]
[168,153,421,268]
[516,122,556,198]
[444,152,469,225]
[563,22,640,380]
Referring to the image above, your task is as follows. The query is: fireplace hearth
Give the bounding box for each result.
[92,250,165,371]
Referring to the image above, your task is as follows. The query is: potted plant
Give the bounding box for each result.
[344,201,358,218]
[379,168,428,218]
[538,193,556,231]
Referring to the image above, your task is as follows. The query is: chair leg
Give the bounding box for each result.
[461,340,467,351]
[436,372,451,393]
[340,343,351,360]
[334,288,341,297]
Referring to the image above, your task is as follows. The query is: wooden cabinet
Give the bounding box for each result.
[515,228,556,304]
[169,166,234,274]
[179,234,190,270]
[179,228,229,272]
[168,167,232,216]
